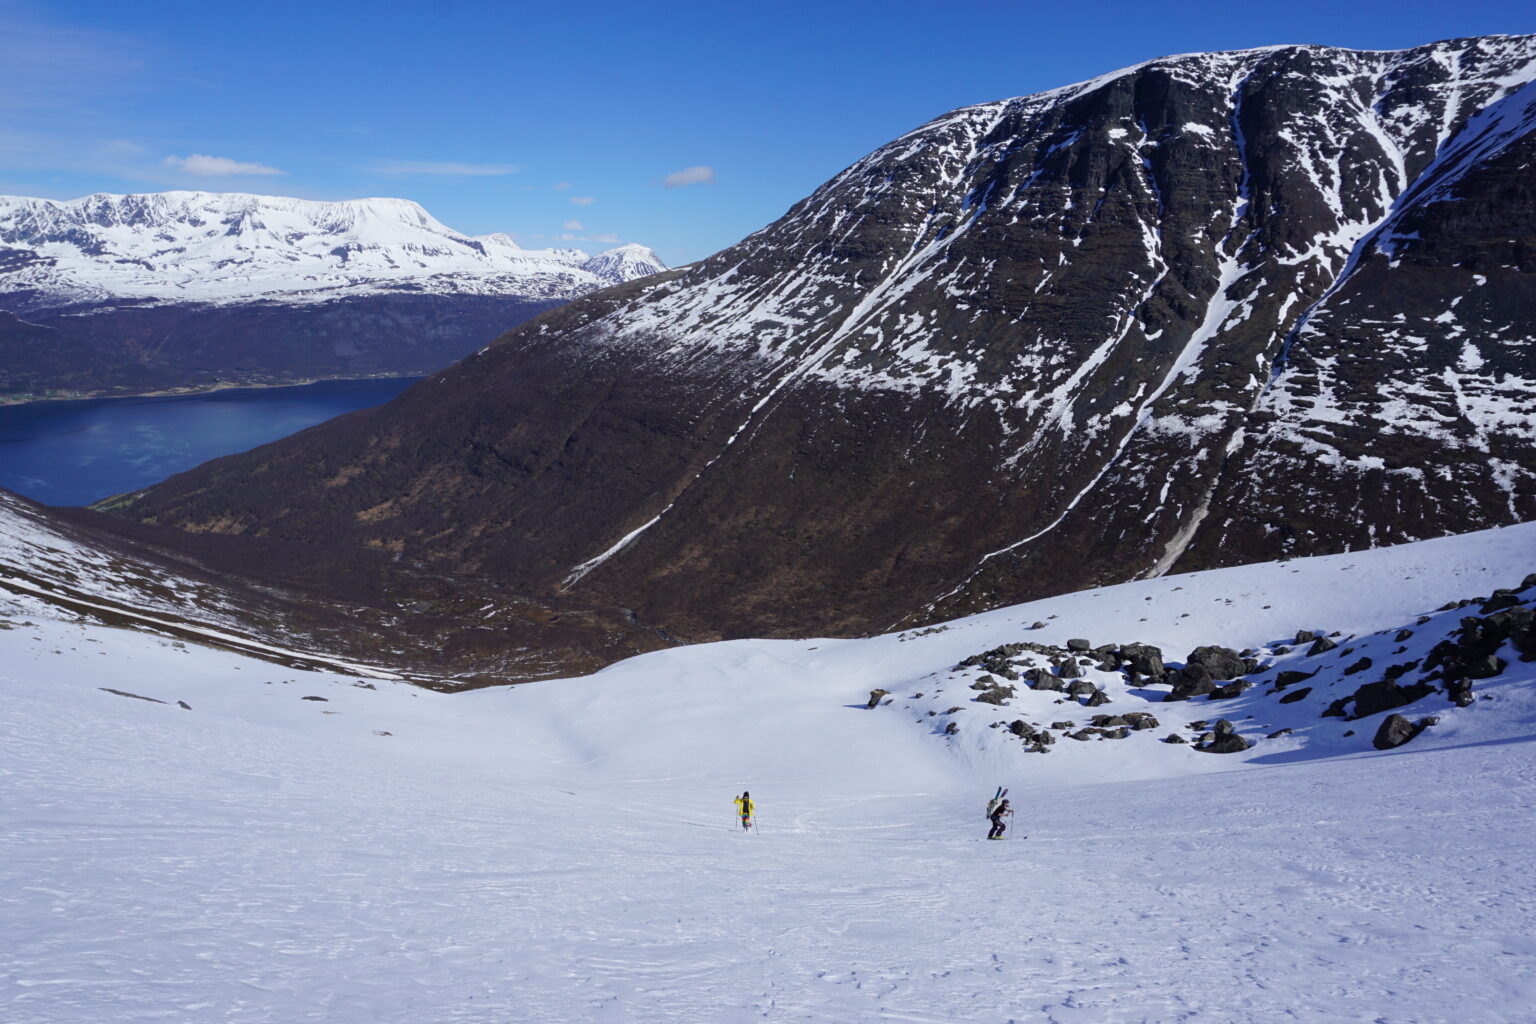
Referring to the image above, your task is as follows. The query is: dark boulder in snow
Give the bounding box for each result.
[1267,728,1294,738]
[1123,712,1160,730]
[1197,719,1251,754]
[1295,630,1317,644]
[1084,688,1112,707]
[301,695,328,702]
[974,685,1016,706]
[1030,670,1065,692]
[1343,657,1373,676]
[1373,713,1433,749]
[1163,733,1188,744]
[1445,676,1475,707]
[1119,643,1166,679]
[866,689,889,708]
[1350,678,1436,719]
[1186,645,1246,680]
[1165,663,1216,701]
[1307,636,1339,656]
[1067,638,1092,652]
[1066,680,1098,698]
[1278,686,1313,704]
[1090,714,1129,727]
[1274,668,1317,689]
[1058,659,1084,679]
[1209,680,1252,700]
[1480,589,1522,614]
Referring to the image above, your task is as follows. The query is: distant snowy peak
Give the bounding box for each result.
[0,191,666,313]
[581,244,667,285]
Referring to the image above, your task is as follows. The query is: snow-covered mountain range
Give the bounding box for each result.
[0,192,665,399]
[114,36,1536,645]
[3,486,1534,1021]
[0,191,664,312]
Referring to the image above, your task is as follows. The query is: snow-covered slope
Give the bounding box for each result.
[3,520,1535,1021]
[0,191,664,312]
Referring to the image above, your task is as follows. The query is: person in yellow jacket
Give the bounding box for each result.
[734,791,754,831]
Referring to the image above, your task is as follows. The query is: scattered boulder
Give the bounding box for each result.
[1119,643,1166,679]
[866,689,890,709]
[1122,712,1160,731]
[1068,729,1096,741]
[943,721,959,736]
[1295,630,1316,643]
[1164,663,1216,701]
[1162,733,1188,744]
[1394,629,1414,642]
[301,695,329,702]
[1445,677,1475,708]
[1342,657,1373,676]
[1278,686,1313,705]
[1350,679,1436,719]
[1090,714,1129,728]
[1030,672,1065,692]
[974,686,1016,706]
[1321,697,1350,718]
[1058,659,1084,679]
[1273,668,1316,690]
[1373,713,1435,750]
[1066,680,1097,698]
[1084,688,1111,707]
[1307,636,1339,656]
[1480,589,1522,614]
[1030,621,1047,630]
[1067,638,1092,653]
[1050,721,1075,731]
[1197,719,1251,754]
[1209,680,1252,701]
[1186,646,1246,680]
[177,700,192,710]
[1267,728,1294,739]
[1382,661,1419,681]
[1101,727,1130,740]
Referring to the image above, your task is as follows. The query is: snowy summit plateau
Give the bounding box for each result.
[0,191,665,398]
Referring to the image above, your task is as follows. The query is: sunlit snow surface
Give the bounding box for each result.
[3,524,1535,1022]
[0,192,665,310]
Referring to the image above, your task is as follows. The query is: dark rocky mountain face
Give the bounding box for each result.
[111,37,1536,651]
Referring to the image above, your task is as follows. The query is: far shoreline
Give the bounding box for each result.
[0,371,427,409]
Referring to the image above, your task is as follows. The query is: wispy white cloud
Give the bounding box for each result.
[663,165,715,188]
[570,196,595,205]
[371,160,521,176]
[164,153,285,177]
[553,181,572,191]
[590,232,620,244]
[562,219,583,231]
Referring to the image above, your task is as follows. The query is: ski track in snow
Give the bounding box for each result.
[4,524,1536,1021]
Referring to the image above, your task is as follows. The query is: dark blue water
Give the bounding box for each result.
[0,377,421,507]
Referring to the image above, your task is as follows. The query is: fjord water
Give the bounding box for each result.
[0,378,419,507]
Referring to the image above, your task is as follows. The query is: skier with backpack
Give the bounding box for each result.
[988,798,1012,840]
[734,791,754,831]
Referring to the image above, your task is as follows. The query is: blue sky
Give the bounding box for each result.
[2,0,1531,266]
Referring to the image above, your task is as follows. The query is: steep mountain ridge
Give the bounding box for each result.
[0,191,664,398]
[116,37,1536,643]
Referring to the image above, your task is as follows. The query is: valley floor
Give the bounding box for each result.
[3,527,1536,1022]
